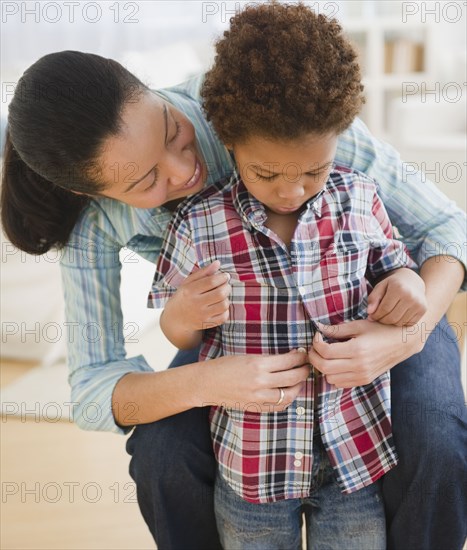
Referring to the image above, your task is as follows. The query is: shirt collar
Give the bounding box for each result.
[231,170,329,228]
[231,171,268,228]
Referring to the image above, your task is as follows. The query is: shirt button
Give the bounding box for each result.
[293,460,302,468]
[294,451,304,460]
[296,406,305,416]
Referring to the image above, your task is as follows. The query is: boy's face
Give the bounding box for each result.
[232,133,337,215]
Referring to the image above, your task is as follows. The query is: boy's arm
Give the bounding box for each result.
[367,267,426,326]
[363,187,427,326]
[159,261,231,349]
[148,217,231,350]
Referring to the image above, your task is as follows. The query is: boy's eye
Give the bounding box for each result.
[256,173,277,181]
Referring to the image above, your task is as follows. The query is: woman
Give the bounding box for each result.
[2,51,466,550]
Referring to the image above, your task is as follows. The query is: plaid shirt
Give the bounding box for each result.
[148,167,417,503]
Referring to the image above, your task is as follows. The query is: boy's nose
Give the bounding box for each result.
[277,184,305,200]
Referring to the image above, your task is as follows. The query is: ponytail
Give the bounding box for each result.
[1,129,89,254]
[0,50,147,254]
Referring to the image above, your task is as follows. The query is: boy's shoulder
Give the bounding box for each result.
[171,176,236,224]
[328,165,380,195]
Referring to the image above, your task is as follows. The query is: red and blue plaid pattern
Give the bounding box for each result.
[148,168,417,503]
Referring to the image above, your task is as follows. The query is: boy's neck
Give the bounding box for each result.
[264,208,303,249]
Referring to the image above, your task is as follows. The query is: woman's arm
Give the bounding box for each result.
[309,256,465,387]
[337,117,467,290]
[112,349,310,426]
[62,205,310,432]
[60,206,167,434]
[311,119,466,386]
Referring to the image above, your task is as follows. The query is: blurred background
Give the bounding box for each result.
[1,1,466,549]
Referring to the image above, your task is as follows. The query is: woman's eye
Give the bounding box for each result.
[144,169,159,191]
[171,121,182,142]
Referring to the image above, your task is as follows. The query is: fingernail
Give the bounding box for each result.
[297,347,307,354]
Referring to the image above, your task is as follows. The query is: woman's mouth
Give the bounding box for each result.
[183,159,202,190]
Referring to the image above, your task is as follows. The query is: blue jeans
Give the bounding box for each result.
[215,435,386,550]
[126,317,467,550]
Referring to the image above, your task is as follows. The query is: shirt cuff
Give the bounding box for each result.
[147,286,177,309]
[416,235,467,292]
[69,355,155,435]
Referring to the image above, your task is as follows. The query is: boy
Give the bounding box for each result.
[148,3,425,547]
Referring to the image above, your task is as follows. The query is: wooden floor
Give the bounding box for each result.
[1,360,155,550]
[1,294,465,549]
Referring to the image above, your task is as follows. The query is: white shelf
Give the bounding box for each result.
[341,13,434,138]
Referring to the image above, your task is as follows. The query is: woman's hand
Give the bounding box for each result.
[367,268,427,326]
[308,319,423,388]
[113,349,311,426]
[194,349,311,413]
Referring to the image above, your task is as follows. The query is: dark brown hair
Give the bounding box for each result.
[202,1,365,144]
[1,51,147,254]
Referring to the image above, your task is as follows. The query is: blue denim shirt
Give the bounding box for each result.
[58,74,467,434]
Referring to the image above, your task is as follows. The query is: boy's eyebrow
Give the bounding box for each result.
[123,104,168,193]
[252,161,334,175]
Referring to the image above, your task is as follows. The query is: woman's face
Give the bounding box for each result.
[98,91,207,208]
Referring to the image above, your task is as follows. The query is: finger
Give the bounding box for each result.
[403,312,424,327]
[202,282,231,304]
[325,371,376,388]
[265,350,309,373]
[204,308,230,326]
[268,364,311,387]
[311,331,354,360]
[262,380,306,409]
[206,297,231,317]
[310,355,355,375]
[182,260,221,285]
[366,282,386,315]
[377,306,409,326]
[315,320,362,340]
[196,272,231,294]
[369,296,398,322]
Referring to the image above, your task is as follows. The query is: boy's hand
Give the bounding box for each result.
[367,268,427,326]
[164,260,231,332]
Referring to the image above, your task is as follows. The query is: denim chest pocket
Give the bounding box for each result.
[316,242,370,322]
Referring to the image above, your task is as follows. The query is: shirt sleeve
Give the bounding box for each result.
[60,212,156,436]
[365,187,418,281]
[337,118,467,290]
[148,215,198,308]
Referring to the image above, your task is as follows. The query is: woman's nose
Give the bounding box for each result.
[165,152,195,188]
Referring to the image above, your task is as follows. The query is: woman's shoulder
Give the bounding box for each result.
[68,198,170,248]
[157,74,205,103]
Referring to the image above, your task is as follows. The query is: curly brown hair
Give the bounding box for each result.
[202,1,365,144]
